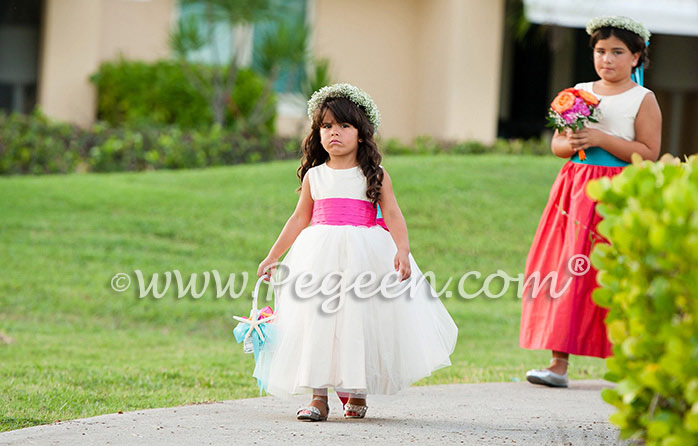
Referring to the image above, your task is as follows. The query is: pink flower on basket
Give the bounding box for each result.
[238,306,274,321]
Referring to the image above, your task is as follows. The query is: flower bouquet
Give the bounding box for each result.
[546,88,601,161]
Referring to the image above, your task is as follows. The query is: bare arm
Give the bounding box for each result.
[257,174,314,276]
[551,129,576,159]
[378,168,411,281]
[568,93,662,162]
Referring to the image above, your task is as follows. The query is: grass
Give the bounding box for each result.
[0,154,608,432]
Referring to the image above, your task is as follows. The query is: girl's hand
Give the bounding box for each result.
[568,128,605,151]
[257,256,279,279]
[394,250,411,282]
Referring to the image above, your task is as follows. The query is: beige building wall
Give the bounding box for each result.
[312,0,505,144]
[38,0,174,127]
[99,0,174,62]
[38,0,102,127]
[312,0,419,142]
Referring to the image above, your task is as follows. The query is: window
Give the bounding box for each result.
[0,0,41,114]
[177,0,307,94]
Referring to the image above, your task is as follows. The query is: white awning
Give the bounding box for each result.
[524,0,698,37]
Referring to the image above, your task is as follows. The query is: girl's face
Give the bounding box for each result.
[593,35,641,83]
[319,109,360,161]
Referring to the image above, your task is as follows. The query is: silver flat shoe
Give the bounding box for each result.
[526,368,569,387]
[297,397,329,421]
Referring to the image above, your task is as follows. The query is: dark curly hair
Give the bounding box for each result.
[297,97,383,205]
[590,27,650,69]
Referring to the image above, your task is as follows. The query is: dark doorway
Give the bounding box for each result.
[498,24,551,139]
[0,0,42,114]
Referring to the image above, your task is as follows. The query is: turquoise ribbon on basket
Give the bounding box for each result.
[233,304,277,393]
[233,306,275,360]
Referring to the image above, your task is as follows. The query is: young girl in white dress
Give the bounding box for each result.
[256,83,458,421]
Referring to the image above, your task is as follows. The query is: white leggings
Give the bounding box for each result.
[313,388,366,399]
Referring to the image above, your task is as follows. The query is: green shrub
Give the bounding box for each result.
[0,111,297,175]
[229,68,276,134]
[90,59,275,131]
[588,154,698,445]
[380,136,550,156]
[0,110,551,176]
[0,110,82,175]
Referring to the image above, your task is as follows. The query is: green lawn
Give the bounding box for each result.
[0,154,608,432]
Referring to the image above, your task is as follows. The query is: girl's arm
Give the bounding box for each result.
[378,168,411,281]
[551,129,577,159]
[257,175,314,277]
[568,93,662,162]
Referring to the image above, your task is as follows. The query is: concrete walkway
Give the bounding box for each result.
[1,380,626,446]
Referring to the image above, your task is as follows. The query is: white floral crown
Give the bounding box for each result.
[586,16,651,43]
[307,83,381,130]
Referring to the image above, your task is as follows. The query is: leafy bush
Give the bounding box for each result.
[380,135,550,156]
[0,110,297,175]
[587,154,698,445]
[0,110,553,176]
[229,68,276,134]
[90,59,275,132]
[0,110,84,175]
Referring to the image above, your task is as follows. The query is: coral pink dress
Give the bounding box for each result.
[520,82,650,358]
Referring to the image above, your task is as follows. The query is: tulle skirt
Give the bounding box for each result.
[520,161,624,358]
[254,224,458,396]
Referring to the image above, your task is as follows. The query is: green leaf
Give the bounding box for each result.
[592,287,613,307]
[685,379,698,404]
[685,411,698,433]
[602,387,621,405]
[662,436,684,446]
[609,411,630,429]
[608,320,628,344]
[587,178,605,200]
[648,420,671,439]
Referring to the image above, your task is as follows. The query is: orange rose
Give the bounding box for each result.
[551,91,576,114]
[577,90,599,106]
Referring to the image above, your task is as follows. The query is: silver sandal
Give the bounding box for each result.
[344,402,368,419]
[296,397,329,421]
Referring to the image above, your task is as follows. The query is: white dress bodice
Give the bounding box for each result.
[574,82,651,142]
[307,163,370,202]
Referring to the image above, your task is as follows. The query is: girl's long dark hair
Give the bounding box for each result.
[297,97,383,205]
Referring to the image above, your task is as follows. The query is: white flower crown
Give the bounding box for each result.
[586,16,651,43]
[307,83,381,130]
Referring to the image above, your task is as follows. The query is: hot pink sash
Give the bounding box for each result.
[311,198,378,227]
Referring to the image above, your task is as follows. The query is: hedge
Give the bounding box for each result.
[0,110,555,176]
[588,154,698,445]
[381,135,550,156]
[0,111,297,175]
[90,59,275,133]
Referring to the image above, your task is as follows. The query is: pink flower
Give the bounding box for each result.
[568,98,586,116]
[574,98,591,117]
[560,98,592,125]
[561,111,577,124]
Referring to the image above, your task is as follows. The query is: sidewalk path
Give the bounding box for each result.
[1,380,625,446]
